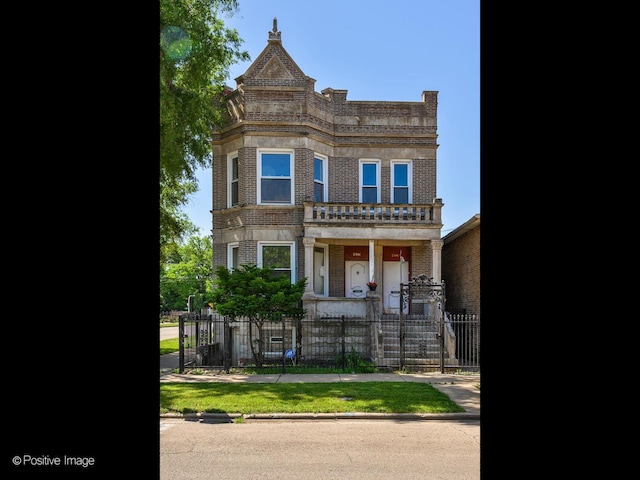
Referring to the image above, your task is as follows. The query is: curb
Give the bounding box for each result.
[160,412,479,421]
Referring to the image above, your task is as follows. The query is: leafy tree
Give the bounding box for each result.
[212,264,307,367]
[160,180,199,266]
[160,234,214,312]
[160,0,250,264]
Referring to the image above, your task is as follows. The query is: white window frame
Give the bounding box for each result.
[257,241,296,282]
[359,159,381,203]
[227,152,239,208]
[227,242,239,270]
[257,149,295,205]
[390,160,412,204]
[313,153,328,202]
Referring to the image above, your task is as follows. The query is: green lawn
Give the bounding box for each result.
[160,338,179,355]
[160,336,470,416]
[160,381,465,415]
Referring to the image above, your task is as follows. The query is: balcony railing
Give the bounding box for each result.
[303,201,442,225]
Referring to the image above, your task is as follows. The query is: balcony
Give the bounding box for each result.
[303,201,442,226]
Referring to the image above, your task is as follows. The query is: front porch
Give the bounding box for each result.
[300,201,444,313]
[303,290,381,317]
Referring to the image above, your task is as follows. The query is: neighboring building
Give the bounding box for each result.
[211,20,443,318]
[441,214,480,315]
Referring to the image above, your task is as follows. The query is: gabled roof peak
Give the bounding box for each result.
[268,17,281,44]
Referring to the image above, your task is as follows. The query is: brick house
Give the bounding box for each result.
[441,214,480,316]
[210,21,444,319]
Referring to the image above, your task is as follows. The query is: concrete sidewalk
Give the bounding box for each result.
[160,352,480,418]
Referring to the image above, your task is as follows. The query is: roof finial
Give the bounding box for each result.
[268,17,281,42]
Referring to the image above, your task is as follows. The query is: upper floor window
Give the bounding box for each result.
[391,161,412,204]
[359,159,380,203]
[258,242,295,282]
[314,154,328,202]
[227,153,239,207]
[257,149,294,204]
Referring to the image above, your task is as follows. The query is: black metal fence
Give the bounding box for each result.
[178,313,480,374]
[447,313,481,369]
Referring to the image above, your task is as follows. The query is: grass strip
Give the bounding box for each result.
[160,382,464,414]
[160,338,179,355]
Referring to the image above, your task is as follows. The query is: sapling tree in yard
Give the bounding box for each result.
[212,264,307,367]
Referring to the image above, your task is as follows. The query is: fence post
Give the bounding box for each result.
[223,317,230,374]
[194,317,200,356]
[282,316,286,375]
[178,315,184,374]
[399,312,405,371]
[439,304,445,374]
[296,315,302,365]
[341,315,346,370]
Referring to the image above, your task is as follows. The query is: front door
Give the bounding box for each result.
[382,247,410,313]
[345,261,368,298]
[344,246,370,298]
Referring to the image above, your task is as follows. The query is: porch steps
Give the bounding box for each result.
[377,315,458,368]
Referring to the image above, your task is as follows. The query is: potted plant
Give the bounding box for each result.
[367,280,377,291]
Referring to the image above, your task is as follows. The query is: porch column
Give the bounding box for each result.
[369,240,375,283]
[303,237,315,294]
[430,239,443,283]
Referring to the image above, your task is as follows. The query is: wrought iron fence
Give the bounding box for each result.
[177,313,480,374]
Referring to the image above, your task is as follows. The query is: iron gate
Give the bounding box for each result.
[400,274,447,372]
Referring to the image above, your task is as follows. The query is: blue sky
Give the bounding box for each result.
[181,0,479,237]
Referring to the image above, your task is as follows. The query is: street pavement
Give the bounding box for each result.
[160,417,480,480]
